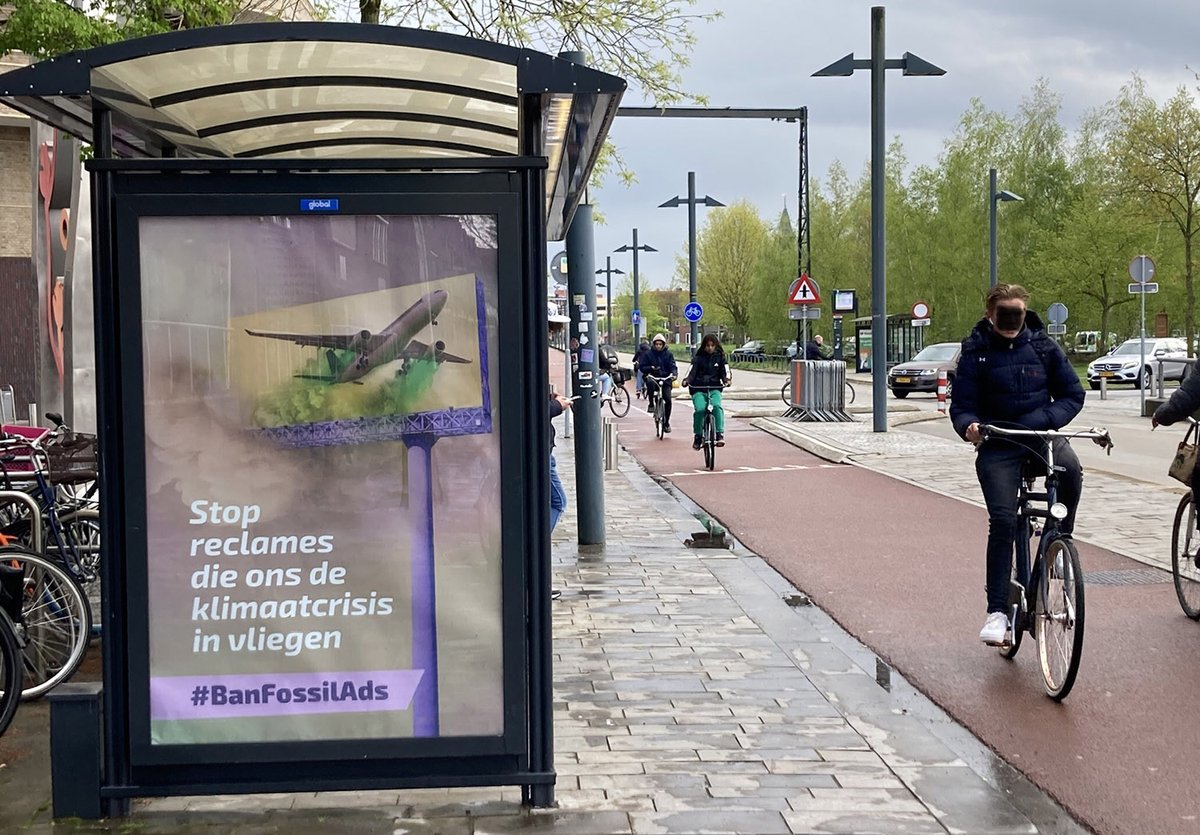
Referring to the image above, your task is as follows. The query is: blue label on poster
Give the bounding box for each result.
[300,198,340,212]
[579,348,595,364]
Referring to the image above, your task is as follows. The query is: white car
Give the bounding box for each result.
[1087,338,1189,390]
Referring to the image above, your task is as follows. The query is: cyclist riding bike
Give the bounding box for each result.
[1152,363,1200,506]
[682,333,732,450]
[640,333,678,433]
[949,283,1086,646]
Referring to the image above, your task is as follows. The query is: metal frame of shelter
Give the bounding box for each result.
[0,23,624,818]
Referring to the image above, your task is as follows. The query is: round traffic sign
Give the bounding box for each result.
[683,301,704,323]
[911,301,930,319]
[550,251,569,285]
[1129,255,1156,283]
[1047,302,1068,325]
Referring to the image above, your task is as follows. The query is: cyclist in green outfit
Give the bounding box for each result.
[683,333,732,450]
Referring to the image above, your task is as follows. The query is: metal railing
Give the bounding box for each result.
[1156,357,1198,399]
[783,360,852,422]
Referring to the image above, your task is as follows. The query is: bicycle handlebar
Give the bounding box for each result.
[979,424,1114,454]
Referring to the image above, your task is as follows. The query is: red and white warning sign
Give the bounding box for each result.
[911,300,931,327]
[787,274,821,305]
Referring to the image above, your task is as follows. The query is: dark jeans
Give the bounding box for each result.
[975,438,1082,613]
[646,378,673,424]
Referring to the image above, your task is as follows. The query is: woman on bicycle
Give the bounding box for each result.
[683,334,732,450]
[1153,367,1200,506]
[639,334,678,433]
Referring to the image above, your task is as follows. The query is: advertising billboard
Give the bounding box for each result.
[137,213,501,746]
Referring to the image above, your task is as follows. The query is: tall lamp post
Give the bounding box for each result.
[814,5,944,433]
[661,171,724,351]
[615,229,657,342]
[989,167,1023,289]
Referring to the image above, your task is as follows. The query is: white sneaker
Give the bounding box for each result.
[979,612,1009,646]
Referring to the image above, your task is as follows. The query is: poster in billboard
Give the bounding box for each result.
[138,213,502,746]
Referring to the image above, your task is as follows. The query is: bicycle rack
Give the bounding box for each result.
[783,360,853,422]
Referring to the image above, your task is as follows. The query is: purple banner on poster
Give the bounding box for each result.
[150,669,424,720]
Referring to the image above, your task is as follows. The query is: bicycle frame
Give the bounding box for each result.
[1013,442,1062,631]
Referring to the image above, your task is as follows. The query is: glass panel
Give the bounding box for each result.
[216,119,517,157]
[93,42,517,104]
[138,213,503,745]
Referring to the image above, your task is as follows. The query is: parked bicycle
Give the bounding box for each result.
[780,377,855,407]
[691,384,724,470]
[980,423,1112,701]
[0,562,22,735]
[597,372,630,418]
[645,374,675,439]
[1170,417,1200,619]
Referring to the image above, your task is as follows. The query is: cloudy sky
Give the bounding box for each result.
[583,0,1197,291]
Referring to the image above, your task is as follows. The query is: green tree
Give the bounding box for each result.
[1109,79,1200,355]
[683,201,768,343]
[748,208,798,348]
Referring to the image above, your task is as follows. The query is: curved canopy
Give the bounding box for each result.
[0,23,625,237]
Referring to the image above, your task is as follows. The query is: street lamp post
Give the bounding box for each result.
[989,167,1023,289]
[814,5,944,433]
[615,229,656,342]
[595,257,623,345]
[661,171,724,352]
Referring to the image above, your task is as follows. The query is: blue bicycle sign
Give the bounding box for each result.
[683,302,703,323]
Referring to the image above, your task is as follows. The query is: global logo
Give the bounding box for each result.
[300,198,340,212]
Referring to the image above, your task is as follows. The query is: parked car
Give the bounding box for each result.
[1087,337,1189,389]
[887,342,961,399]
[731,340,766,360]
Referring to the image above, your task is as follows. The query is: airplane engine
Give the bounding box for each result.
[419,340,447,362]
[348,329,373,351]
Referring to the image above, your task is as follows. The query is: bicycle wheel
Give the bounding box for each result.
[655,395,665,440]
[703,412,715,471]
[844,381,856,405]
[780,380,791,407]
[51,509,101,628]
[1171,492,1200,619]
[2,549,91,700]
[1035,537,1085,701]
[0,609,21,737]
[999,557,1024,660]
[608,384,630,418]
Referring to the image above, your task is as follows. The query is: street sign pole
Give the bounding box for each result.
[1130,255,1156,416]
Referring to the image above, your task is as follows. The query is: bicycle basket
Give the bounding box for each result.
[1169,423,1199,486]
[43,433,98,484]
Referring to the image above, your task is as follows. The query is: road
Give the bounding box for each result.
[614,393,1200,835]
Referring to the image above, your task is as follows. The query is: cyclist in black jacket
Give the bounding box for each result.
[683,333,732,449]
[1153,366,1200,507]
[639,334,678,432]
[950,283,1085,646]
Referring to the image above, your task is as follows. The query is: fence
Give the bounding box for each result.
[783,360,852,422]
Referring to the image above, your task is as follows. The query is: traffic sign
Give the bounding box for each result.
[683,301,704,323]
[1047,324,1067,336]
[1128,282,1159,294]
[1129,254,1156,284]
[911,300,930,320]
[912,318,931,327]
[787,274,821,305]
[1047,302,1068,325]
[631,309,642,325]
[788,307,821,321]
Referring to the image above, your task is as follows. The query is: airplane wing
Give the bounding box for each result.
[404,340,472,364]
[245,329,357,350]
[244,329,389,353]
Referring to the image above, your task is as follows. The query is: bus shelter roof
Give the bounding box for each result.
[0,22,625,238]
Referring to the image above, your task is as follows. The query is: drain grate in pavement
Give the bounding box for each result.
[1084,568,1172,586]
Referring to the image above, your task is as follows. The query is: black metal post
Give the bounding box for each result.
[989,167,998,290]
[615,230,655,343]
[687,172,698,349]
[595,256,622,346]
[870,6,887,432]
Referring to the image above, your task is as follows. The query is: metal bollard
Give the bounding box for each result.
[1100,377,1107,401]
[602,417,619,470]
[937,370,948,414]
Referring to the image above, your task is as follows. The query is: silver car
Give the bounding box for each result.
[1087,338,1189,389]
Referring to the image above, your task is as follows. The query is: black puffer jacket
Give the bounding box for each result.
[685,350,729,389]
[1154,368,1200,426]
[950,310,1084,439]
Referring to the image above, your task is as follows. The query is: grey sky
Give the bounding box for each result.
[585,0,1196,291]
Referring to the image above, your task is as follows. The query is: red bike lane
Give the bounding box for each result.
[615,402,1200,835]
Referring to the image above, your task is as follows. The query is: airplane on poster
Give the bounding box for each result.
[245,289,472,384]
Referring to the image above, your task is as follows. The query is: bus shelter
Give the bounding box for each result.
[852,313,926,373]
[0,23,624,817]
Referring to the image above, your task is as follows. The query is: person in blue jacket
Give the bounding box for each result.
[639,333,678,433]
[950,283,1085,646]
